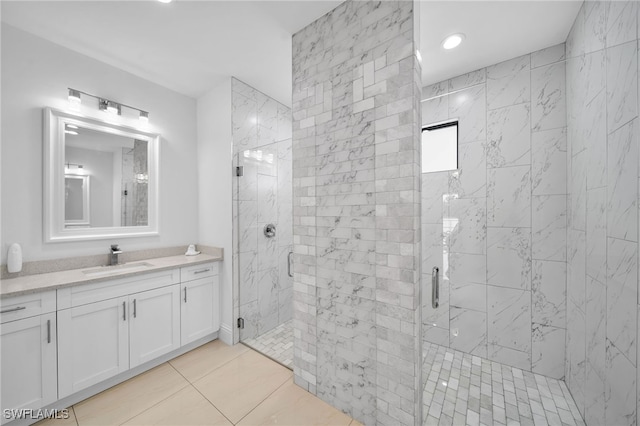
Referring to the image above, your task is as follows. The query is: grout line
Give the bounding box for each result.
[175,371,236,426]
[70,406,79,426]
[111,363,191,426]
[233,372,292,425]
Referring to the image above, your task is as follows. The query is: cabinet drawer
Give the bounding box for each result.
[57,268,180,309]
[180,262,218,282]
[0,290,56,324]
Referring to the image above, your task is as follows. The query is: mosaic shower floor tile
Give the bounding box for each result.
[243,319,293,369]
[422,342,585,426]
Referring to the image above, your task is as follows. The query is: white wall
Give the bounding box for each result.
[1,24,199,263]
[196,78,233,344]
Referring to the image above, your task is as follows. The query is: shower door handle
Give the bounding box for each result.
[287,252,293,278]
[432,267,439,309]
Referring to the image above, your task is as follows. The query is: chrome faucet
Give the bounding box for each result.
[109,244,123,266]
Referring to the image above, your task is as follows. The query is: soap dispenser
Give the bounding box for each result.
[7,243,22,273]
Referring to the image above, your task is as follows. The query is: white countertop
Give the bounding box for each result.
[0,253,222,298]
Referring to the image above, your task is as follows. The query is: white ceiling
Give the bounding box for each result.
[2,1,582,106]
[421,1,582,89]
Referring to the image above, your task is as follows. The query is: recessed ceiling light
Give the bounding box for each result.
[158,0,172,3]
[442,33,464,50]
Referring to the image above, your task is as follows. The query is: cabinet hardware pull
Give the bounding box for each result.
[287,252,293,278]
[47,319,51,344]
[193,268,211,274]
[0,306,26,314]
[184,287,188,303]
[123,302,126,321]
[133,299,137,318]
[432,266,439,309]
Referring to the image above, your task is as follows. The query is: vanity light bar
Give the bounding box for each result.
[67,88,150,122]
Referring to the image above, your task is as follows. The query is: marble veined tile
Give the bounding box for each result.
[532,324,565,379]
[585,359,606,426]
[532,260,566,328]
[570,150,587,231]
[487,54,530,110]
[488,286,531,353]
[422,172,448,224]
[257,175,278,224]
[422,96,448,125]
[449,252,485,285]
[258,267,279,335]
[450,280,486,313]
[239,251,258,303]
[448,198,486,255]
[606,41,637,134]
[566,5,585,60]
[448,85,486,144]
[531,43,565,68]
[449,142,486,199]
[532,62,566,132]
[487,103,531,168]
[532,195,566,262]
[586,277,606,379]
[232,93,258,152]
[487,166,531,228]
[605,340,637,426]
[488,343,531,371]
[532,127,567,196]
[606,0,638,48]
[606,238,637,364]
[586,187,606,283]
[449,307,487,358]
[585,91,607,190]
[423,81,448,100]
[567,229,586,311]
[584,0,606,54]
[607,119,638,242]
[566,299,586,414]
[448,68,486,92]
[487,227,531,290]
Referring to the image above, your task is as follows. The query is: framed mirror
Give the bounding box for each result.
[44,107,159,242]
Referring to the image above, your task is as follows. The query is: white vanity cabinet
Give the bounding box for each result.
[180,262,219,345]
[57,268,180,398]
[0,291,57,423]
[129,285,180,368]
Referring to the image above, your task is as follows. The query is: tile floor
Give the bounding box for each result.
[243,319,293,368]
[422,342,585,426]
[37,340,361,426]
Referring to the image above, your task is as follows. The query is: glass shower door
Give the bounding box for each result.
[235,139,293,367]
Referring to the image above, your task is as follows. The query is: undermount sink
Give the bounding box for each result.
[82,262,154,277]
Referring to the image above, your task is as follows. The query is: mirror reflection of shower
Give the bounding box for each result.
[120,140,148,226]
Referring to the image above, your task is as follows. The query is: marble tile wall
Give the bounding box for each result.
[231,78,293,341]
[421,43,568,380]
[291,1,422,424]
[565,2,639,425]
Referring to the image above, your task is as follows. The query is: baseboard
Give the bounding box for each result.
[219,322,233,345]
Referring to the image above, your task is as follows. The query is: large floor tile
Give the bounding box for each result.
[73,363,189,426]
[122,386,231,426]
[169,340,249,383]
[193,350,291,423]
[238,379,352,426]
[34,407,78,426]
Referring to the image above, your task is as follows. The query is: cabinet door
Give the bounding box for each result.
[180,276,220,345]
[58,297,129,398]
[0,313,57,422]
[129,285,180,368]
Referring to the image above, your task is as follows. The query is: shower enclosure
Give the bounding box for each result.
[232,78,293,368]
